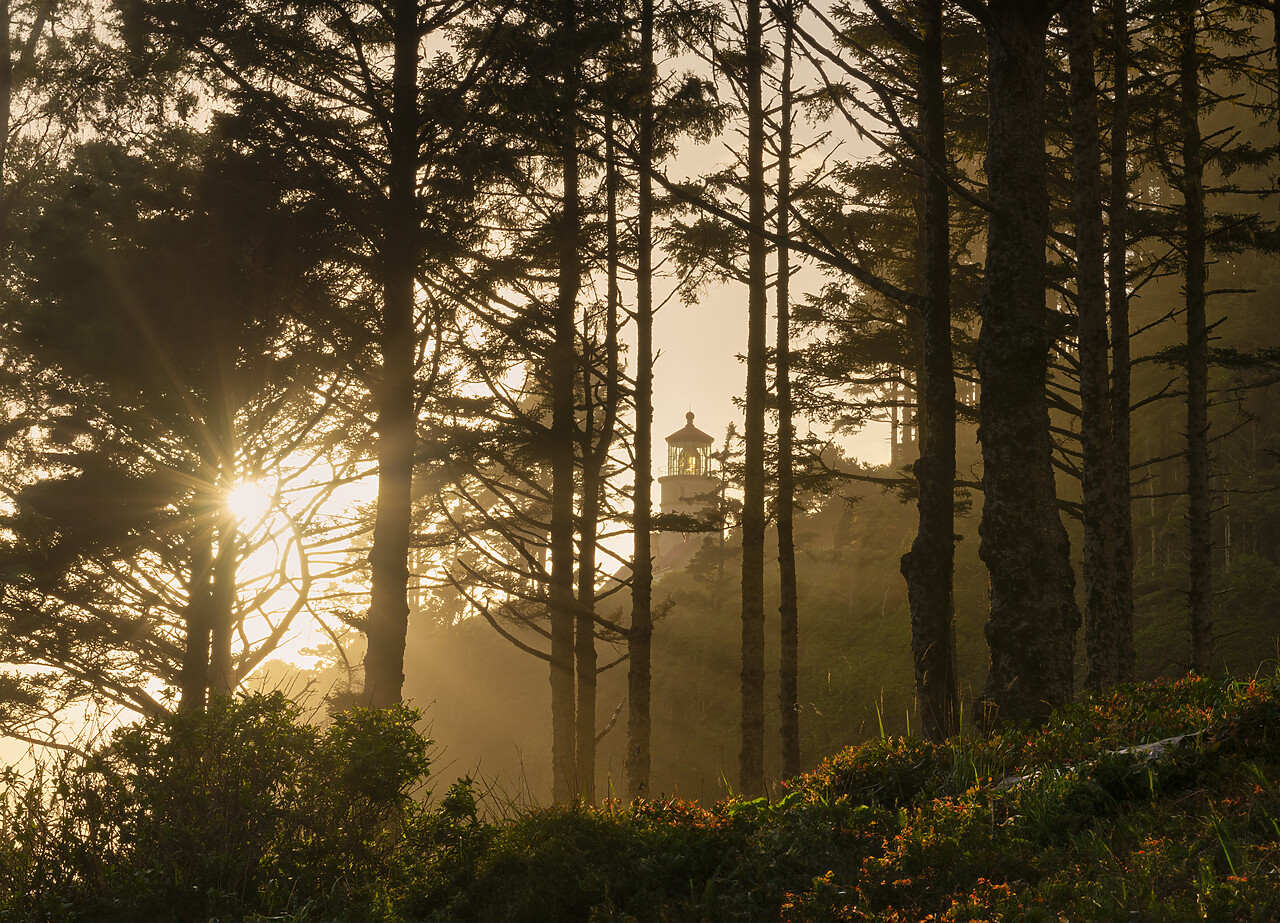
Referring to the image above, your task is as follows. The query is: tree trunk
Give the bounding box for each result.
[550,0,581,802]
[0,0,11,248]
[1107,0,1136,685]
[899,0,959,742]
[739,0,767,798]
[1068,0,1121,692]
[576,113,623,804]
[626,0,655,795]
[1180,2,1213,674]
[976,0,1081,725]
[776,1,800,779]
[208,501,238,696]
[575,308,598,803]
[363,0,418,708]
[179,528,214,713]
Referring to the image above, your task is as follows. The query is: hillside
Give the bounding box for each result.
[4,670,1278,922]
[269,468,1280,804]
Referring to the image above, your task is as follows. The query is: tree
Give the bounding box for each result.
[739,0,768,798]
[0,125,352,725]
[774,0,801,776]
[1066,0,1130,691]
[125,0,498,707]
[891,0,962,741]
[1105,0,1137,688]
[412,0,644,801]
[970,0,1081,724]
[1178,0,1213,674]
[785,0,986,740]
[626,0,657,801]
[1130,0,1279,674]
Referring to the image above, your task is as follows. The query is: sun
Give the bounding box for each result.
[226,480,273,524]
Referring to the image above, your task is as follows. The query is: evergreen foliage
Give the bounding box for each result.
[4,673,1280,921]
[2,7,1280,917]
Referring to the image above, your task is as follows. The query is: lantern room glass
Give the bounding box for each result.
[668,443,710,477]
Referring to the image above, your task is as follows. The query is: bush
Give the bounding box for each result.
[0,692,431,922]
[4,672,1280,922]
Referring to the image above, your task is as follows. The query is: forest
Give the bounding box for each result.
[2,0,1280,919]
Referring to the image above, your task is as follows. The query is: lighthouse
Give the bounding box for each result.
[655,412,720,561]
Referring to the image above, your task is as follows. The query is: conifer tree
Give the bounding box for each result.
[1105,0,1137,687]
[775,0,801,777]
[970,0,1082,723]
[0,125,352,719]
[740,0,768,798]
[626,0,657,800]
[1067,0,1129,691]
[124,0,499,707]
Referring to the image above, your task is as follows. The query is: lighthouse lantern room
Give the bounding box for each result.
[659,412,718,517]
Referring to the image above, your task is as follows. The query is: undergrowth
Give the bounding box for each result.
[2,670,1278,922]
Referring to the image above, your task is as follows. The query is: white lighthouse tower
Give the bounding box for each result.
[655,412,720,561]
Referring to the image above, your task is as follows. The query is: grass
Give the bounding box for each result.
[2,670,1279,921]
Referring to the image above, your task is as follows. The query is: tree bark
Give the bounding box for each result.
[776,1,800,779]
[1067,0,1122,692]
[0,0,11,249]
[899,0,959,742]
[179,528,214,713]
[740,0,767,798]
[575,316,598,804]
[363,0,419,708]
[1107,0,1136,686]
[576,113,623,804]
[976,0,1081,725]
[625,0,655,802]
[550,0,581,801]
[208,502,238,696]
[1179,1,1213,674]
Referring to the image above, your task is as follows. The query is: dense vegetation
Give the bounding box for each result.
[265,454,1279,801]
[3,671,1278,921]
[2,1,1280,916]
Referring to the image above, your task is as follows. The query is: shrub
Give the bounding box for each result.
[0,692,431,922]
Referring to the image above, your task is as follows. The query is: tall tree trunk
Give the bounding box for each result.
[1107,0,1136,686]
[899,0,958,742]
[740,0,767,797]
[976,0,1081,725]
[1068,0,1121,692]
[626,0,655,801]
[0,0,50,243]
[364,0,418,708]
[550,0,581,801]
[776,1,800,780]
[1180,2,1213,674]
[0,0,11,249]
[576,113,623,805]
[179,528,214,713]
[575,335,598,804]
[208,501,238,696]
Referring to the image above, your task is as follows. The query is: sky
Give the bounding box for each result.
[650,276,893,474]
[643,25,892,475]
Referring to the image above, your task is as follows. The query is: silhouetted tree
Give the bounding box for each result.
[0,126,350,720]
[1067,0,1129,691]
[626,0,657,800]
[739,0,768,798]
[123,0,498,707]
[970,0,1081,724]
[775,0,801,776]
